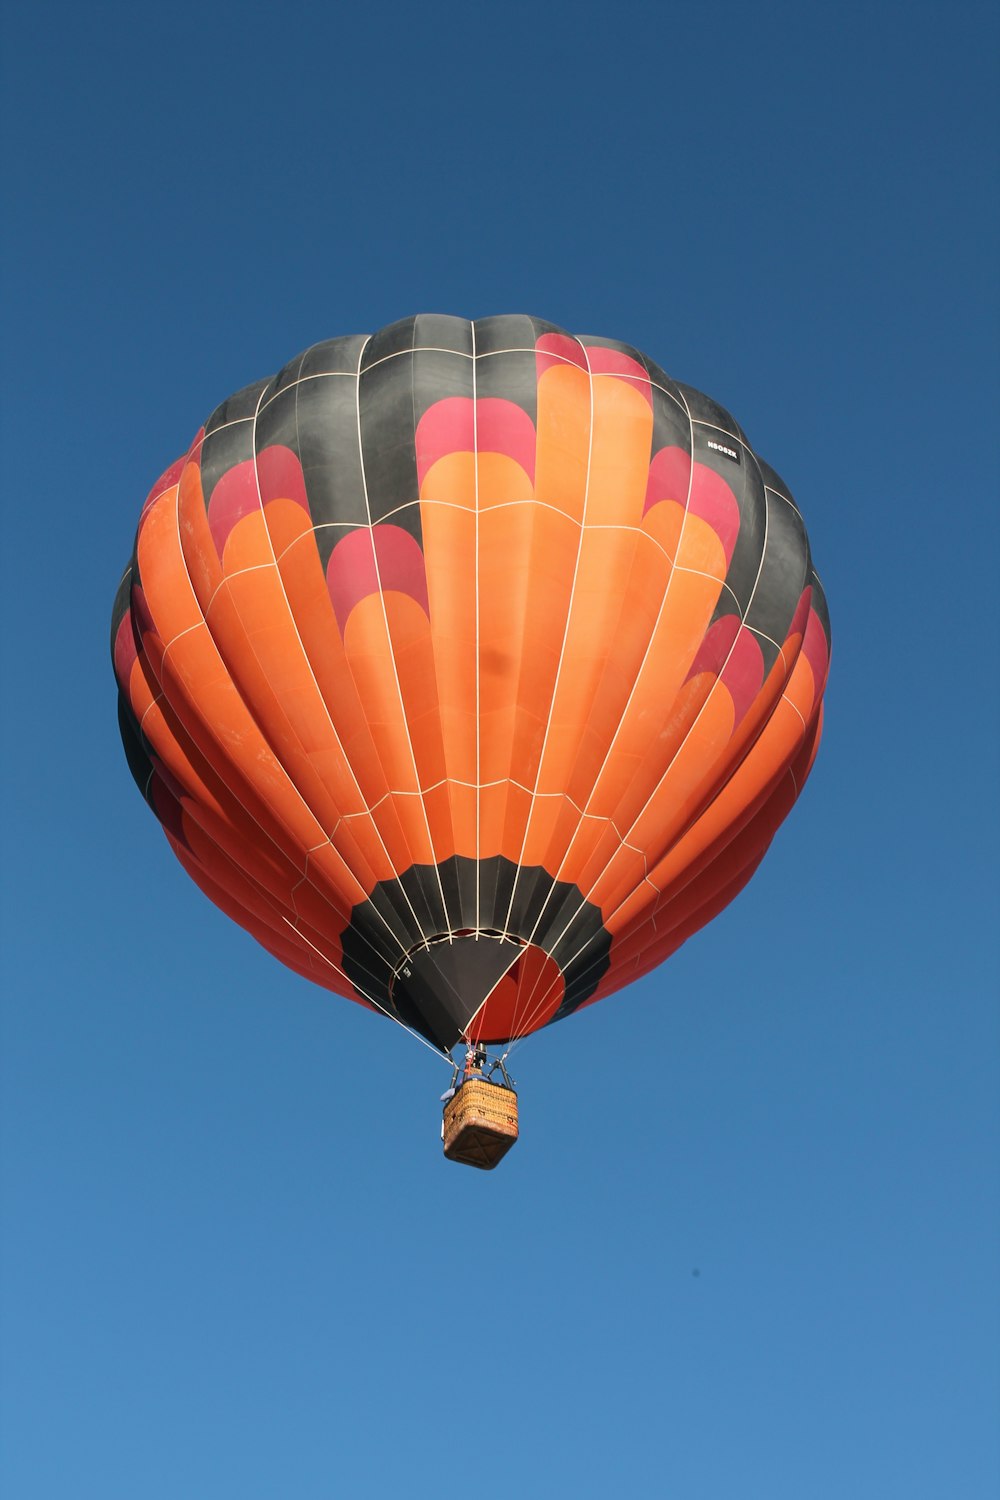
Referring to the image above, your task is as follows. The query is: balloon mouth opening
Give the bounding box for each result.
[388,931,528,1053]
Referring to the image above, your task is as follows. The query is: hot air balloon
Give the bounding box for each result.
[111,315,830,1168]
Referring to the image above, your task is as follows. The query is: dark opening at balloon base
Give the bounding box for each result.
[442,1077,518,1170]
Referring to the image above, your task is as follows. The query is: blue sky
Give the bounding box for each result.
[2,2,997,1496]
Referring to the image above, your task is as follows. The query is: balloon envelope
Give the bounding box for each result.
[111,315,830,1053]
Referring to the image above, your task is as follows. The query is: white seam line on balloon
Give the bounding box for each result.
[162,422,403,981]
[500,355,675,1042]
[531,468,780,1005]
[577,764,804,987]
[506,378,701,1041]
[352,332,451,950]
[242,368,416,957]
[504,394,773,1043]
[335,777,647,844]
[780,694,808,732]
[153,437,322,890]
[543,417,747,867]
[488,335,597,1041]
[193,545,758,665]
[152,345,630,1050]
[277,350,421,966]
[255,342,692,425]
[502,446,773,1037]
[149,439,406,997]
[489,357,777,1040]
[274,517,741,614]
[327,784,650,926]
[520,471,793,1039]
[403,326,463,943]
[161,430,309,828]
[156,438,401,984]
[472,318,482,937]
[158,621,205,659]
[507,698,816,1044]
[497,333,596,967]
[766,483,806,524]
[510,474,786,1043]
[136,691,165,740]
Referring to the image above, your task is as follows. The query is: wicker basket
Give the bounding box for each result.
[442,1077,519,1170]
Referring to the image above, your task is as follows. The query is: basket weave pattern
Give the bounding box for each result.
[443,1078,519,1169]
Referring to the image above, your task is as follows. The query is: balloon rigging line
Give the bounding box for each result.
[140,691,416,1024]
[283,916,453,1067]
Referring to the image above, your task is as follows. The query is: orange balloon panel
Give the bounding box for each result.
[112,315,830,1054]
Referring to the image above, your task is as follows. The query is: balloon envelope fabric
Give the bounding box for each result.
[111,315,830,1054]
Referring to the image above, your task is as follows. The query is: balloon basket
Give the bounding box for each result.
[442,1077,519,1170]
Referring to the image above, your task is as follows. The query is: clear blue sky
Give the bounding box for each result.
[2,2,997,1496]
